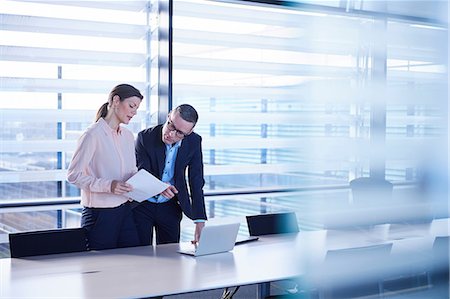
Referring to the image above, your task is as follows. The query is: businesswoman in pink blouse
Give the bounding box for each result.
[67,84,143,250]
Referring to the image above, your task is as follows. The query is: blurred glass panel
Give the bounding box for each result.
[172,0,371,192]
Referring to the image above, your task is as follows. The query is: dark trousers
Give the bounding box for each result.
[81,202,140,250]
[133,199,183,245]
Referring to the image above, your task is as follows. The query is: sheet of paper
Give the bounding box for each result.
[125,169,169,202]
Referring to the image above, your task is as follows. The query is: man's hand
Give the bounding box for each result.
[193,222,205,244]
[161,185,178,199]
[111,180,133,195]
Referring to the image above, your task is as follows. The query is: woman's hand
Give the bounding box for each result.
[111,180,133,195]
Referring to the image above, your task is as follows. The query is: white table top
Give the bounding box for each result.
[0,233,302,298]
[1,218,448,298]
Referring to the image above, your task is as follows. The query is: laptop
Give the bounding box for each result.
[178,223,240,257]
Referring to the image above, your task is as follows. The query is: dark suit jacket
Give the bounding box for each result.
[135,125,207,220]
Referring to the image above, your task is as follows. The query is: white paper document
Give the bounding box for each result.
[125,169,169,202]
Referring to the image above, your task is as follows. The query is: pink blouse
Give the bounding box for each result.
[67,118,137,208]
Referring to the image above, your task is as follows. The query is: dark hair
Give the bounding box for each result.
[173,104,198,125]
[95,84,143,122]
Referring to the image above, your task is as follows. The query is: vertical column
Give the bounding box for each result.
[261,98,268,164]
[260,98,268,214]
[352,20,372,181]
[369,17,387,180]
[57,66,63,228]
[157,0,172,124]
[209,97,216,218]
[145,1,153,126]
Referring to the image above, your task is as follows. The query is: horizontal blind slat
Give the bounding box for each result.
[0,45,146,66]
[0,77,146,93]
[1,13,148,39]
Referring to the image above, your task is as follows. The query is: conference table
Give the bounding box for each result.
[0,232,302,298]
[0,218,448,298]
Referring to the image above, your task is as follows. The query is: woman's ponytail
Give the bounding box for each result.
[95,102,109,122]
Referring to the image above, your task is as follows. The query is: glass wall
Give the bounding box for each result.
[0,0,448,243]
[171,0,447,191]
[0,1,151,242]
[170,0,447,230]
[172,1,360,193]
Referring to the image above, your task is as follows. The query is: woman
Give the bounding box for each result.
[67,84,143,250]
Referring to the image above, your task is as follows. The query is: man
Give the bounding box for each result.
[134,104,207,245]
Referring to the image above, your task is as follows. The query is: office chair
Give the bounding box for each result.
[382,236,449,299]
[319,243,393,299]
[246,212,300,298]
[347,177,394,229]
[349,177,393,203]
[246,211,299,236]
[430,236,449,284]
[9,227,89,258]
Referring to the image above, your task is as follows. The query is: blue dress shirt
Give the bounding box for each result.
[148,140,181,203]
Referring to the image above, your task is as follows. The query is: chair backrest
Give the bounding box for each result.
[321,243,393,297]
[325,243,393,263]
[324,243,393,282]
[246,211,299,236]
[9,227,88,258]
[431,236,449,282]
[350,177,393,203]
[432,236,449,264]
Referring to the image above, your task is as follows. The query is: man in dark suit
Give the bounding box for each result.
[133,104,207,245]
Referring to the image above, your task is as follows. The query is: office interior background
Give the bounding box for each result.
[0,0,448,260]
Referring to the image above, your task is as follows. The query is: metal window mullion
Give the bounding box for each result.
[157,0,172,124]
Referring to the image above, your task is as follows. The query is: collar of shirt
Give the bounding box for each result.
[98,117,122,135]
[166,139,182,150]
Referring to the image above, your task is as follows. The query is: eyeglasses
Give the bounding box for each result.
[166,116,190,138]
